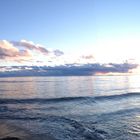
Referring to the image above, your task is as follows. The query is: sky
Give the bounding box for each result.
[0,0,140,75]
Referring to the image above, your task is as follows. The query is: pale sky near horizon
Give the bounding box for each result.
[0,0,140,66]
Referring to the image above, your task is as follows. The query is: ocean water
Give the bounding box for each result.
[0,75,140,140]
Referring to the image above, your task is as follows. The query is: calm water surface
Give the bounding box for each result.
[0,75,140,140]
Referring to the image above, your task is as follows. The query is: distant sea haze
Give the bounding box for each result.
[0,76,140,139]
[0,62,138,77]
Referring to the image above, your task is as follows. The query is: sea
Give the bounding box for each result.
[0,75,140,140]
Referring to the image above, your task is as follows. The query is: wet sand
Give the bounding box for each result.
[0,122,55,140]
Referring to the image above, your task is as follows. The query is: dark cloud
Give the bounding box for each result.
[54,49,64,56]
[0,62,138,77]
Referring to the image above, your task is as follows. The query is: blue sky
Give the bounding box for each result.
[0,0,95,51]
[0,0,140,68]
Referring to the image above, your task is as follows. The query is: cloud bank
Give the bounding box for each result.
[0,63,138,77]
[0,39,138,76]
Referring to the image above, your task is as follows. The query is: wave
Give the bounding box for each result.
[95,92,140,100]
[0,96,91,104]
[0,80,64,83]
[0,115,106,140]
[99,108,140,118]
[0,81,33,83]
[0,92,140,104]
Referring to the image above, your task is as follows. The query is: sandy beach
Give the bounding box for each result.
[0,121,55,140]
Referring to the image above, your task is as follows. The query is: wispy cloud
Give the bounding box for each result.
[81,55,94,60]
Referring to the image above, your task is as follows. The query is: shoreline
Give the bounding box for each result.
[0,121,55,140]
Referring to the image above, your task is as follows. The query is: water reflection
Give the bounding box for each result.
[0,75,140,99]
[0,77,38,98]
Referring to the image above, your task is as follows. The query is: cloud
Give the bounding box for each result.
[11,40,49,55]
[81,55,94,60]
[53,49,64,56]
[11,40,64,57]
[0,40,32,61]
[0,62,138,76]
[0,39,138,76]
[0,40,64,64]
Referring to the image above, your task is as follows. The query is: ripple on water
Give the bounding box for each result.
[128,115,140,137]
